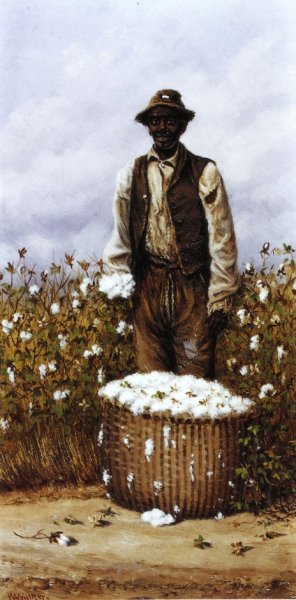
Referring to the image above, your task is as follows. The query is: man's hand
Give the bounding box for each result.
[207,310,229,337]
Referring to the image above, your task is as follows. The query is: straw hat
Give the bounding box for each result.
[135,89,195,124]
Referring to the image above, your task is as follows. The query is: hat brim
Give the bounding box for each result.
[135,102,196,125]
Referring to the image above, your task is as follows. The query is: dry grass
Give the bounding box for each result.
[0,423,101,490]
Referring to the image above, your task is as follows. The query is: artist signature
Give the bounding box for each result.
[7,592,48,600]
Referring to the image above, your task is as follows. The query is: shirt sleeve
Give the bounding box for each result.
[102,161,134,274]
[199,161,240,314]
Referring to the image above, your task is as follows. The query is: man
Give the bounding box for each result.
[103,89,239,378]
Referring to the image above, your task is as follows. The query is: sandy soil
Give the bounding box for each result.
[0,485,295,600]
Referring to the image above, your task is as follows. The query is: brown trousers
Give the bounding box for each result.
[133,262,215,378]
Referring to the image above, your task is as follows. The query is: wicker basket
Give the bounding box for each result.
[100,396,252,518]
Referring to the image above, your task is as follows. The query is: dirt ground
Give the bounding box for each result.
[0,484,295,600]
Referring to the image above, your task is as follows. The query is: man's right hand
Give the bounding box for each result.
[207,310,229,336]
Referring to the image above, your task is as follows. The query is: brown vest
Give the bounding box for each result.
[129,143,212,276]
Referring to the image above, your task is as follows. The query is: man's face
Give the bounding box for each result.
[147,106,186,157]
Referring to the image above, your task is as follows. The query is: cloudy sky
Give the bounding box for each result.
[0,0,295,270]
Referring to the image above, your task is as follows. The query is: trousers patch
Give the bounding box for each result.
[183,339,199,359]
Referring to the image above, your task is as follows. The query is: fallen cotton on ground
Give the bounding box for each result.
[141,508,175,527]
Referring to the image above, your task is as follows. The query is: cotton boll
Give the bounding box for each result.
[141,508,175,527]
[163,426,171,448]
[127,472,134,490]
[153,480,163,495]
[144,438,154,462]
[99,273,135,299]
[56,534,72,546]
[102,469,112,486]
[50,302,60,315]
[259,287,269,303]
[98,426,104,447]
[80,277,92,296]
[29,284,39,295]
[259,383,275,399]
[7,367,15,385]
[214,512,224,520]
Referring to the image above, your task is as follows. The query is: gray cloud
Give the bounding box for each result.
[0,0,295,270]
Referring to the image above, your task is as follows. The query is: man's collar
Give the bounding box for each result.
[147,144,180,168]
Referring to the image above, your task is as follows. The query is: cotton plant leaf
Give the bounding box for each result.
[193,534,213,549]
[97,505,119,517]
[88,515,111,528]
[63,514,84,525]
[231,541,253,556]
[258,531,287,540]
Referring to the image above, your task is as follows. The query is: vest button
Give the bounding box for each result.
[143,194,148,199]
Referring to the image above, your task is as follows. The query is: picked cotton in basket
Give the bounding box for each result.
[99,371,254,419]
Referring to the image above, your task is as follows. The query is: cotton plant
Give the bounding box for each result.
[217,243,296,508]
[0,245,294,507]
[220,243,295,397]
[0,248,135,433]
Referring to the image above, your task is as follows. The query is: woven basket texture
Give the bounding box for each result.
[100,397,251,518]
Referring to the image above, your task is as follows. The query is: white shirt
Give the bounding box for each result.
[103,144,239,314]
[145,145,179,261]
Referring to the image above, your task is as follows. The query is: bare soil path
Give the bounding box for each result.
[0,485,295,599]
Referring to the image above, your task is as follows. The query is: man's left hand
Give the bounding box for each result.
[207,310,229,336]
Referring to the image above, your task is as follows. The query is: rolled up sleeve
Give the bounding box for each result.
[199,161,240,314]
[102,161,134,274]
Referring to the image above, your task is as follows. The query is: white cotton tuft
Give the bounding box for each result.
[39,364,47,380]
[29,284,39,296]
[56,533,71,546]
[141,508,175,527]
[99,272,135,299]
[116,320,127,335]
[127,472,134,490]
[239,365,249,376]
[80,277,92,296]
[50,302,60,315]
[214,511,224,520]
[259,383,276,399]
[102,469,112,486]
[259,287,269,303]
[153,480,163,495]
[98,426,104,447]
[20,330,32,341]
[7,367,15,385]
[163,426,171,448]
[13,312,23,322]
[0,418,9,431]
[276,345,286,362]
[249,335,260,351]
[2,319,14,334]
[144,438,154,462]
